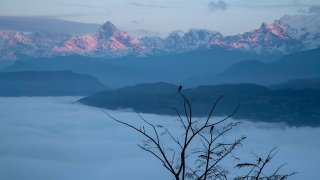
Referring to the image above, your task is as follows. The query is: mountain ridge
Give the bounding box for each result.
[0,18,319,61]
[0,70,108,96]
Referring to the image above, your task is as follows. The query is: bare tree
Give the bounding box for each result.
[234,147,296,180]
[104,87,295,180]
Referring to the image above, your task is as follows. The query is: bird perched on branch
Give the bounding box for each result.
[210,125,214,133]
[178,85,182,93]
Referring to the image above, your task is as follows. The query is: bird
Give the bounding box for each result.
[210,125,214,133]
[178,85,182,92]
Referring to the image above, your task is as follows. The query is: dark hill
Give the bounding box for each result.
[79,83,320,127]
[271,77,320,90]
[0,70,107,96]
[184,47,320,87]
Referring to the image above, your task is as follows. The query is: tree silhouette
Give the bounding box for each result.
[104,87,295,180]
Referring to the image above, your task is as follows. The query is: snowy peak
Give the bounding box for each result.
[141,29,223,54]
[258,20,297,39]
[183,29,223,46]
[217,20,303,54]
[53,35,97,54]
[0,31,30,45]
[260,21,285,36]
[98,21,121,38]
[96,21,143,52]
[53,21,144,55]
[100,21,118,31]
[0,30,72,60]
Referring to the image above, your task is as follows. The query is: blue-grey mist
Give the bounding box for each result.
[0,97,319,180]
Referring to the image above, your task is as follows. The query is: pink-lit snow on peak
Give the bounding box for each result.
[53,21,144,53]
[130,38,140,45]
[7,33,30,46]
[230,42,248,48]
[259,21,290,38]
[13,33,29,43]
[53,35,97,53]
[107,37,128,51]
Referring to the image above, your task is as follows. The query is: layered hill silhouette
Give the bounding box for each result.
[2,47,270,88]
[0,70,107,96]
[79,82,320,127]
[184,47,320,87]
[271,77,320,90]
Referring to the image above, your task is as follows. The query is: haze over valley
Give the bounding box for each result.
[1,0,320,179]
[0,97,319,180]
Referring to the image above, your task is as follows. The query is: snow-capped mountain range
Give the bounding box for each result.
[0,17,319,61]
[52,22,144,57]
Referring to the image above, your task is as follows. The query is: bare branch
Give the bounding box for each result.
[104,90,295,180]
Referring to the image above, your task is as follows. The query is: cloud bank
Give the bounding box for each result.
[0,16,100,35]
[0,97,319,180]
[128,1,167,9]
[309,5,320,14]
[208,1,228,12]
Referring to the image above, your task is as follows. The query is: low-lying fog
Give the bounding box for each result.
[0,97,319,180]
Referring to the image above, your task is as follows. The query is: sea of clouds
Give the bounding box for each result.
[0,97,319,180]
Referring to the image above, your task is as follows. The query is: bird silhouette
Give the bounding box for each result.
[178,85,182,92]
[210,125,214,133]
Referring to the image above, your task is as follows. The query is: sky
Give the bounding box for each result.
[0,96,319,180]
[0,0,320,36]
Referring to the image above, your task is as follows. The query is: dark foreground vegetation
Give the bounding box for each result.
[105,88,296,180]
